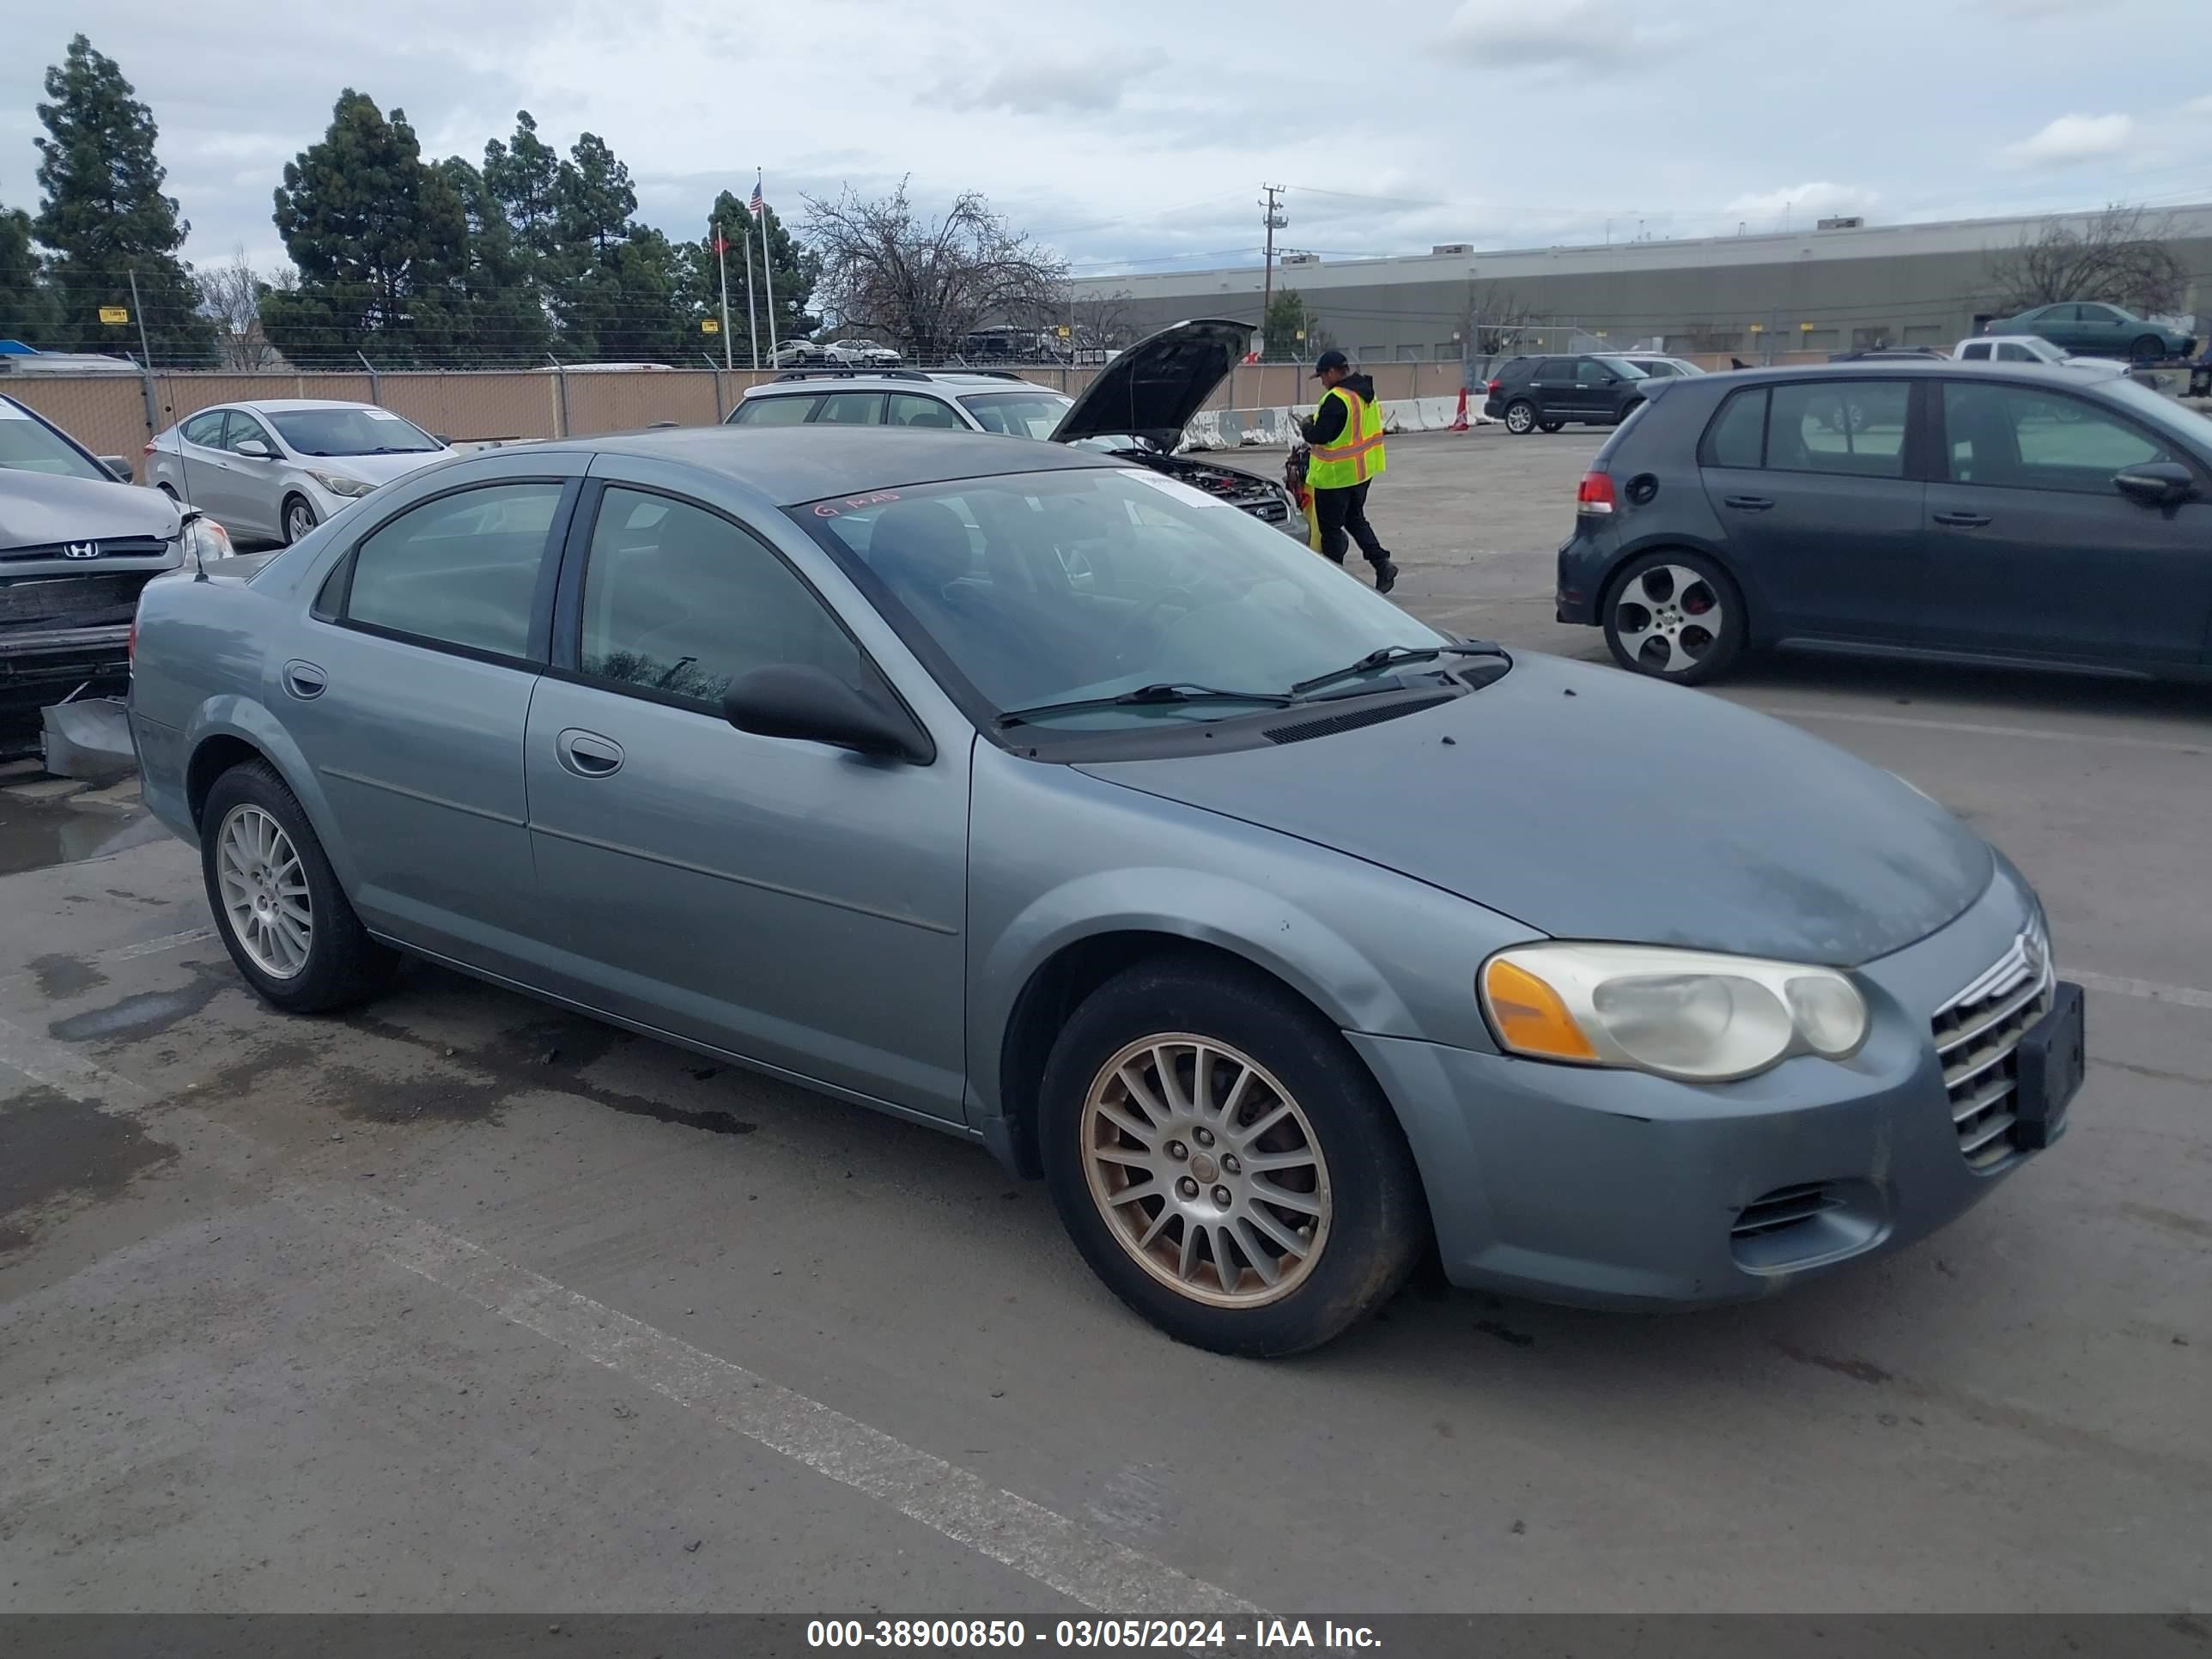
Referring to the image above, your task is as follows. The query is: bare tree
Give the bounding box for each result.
[1467,281,1535,356]
[200,246,282,368]
[802,179,1068,363]
[1065,287,1137,363]
[1986,205,2189,318]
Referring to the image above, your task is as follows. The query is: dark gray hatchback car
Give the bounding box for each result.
[1557,362,2212,684]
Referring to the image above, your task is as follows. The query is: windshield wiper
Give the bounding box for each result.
[1290,641,1504,698]
[995,683,1294,730]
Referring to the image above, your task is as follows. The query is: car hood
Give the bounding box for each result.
[0,468,182,551]
[1076,653,1995,965]
[293,449,448,488]
[1050,319,1254,451]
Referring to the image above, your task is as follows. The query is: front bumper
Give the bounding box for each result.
[0,623,131,706]
[1351,867,2067,1308]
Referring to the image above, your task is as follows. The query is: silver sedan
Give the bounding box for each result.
[145,398,449,545]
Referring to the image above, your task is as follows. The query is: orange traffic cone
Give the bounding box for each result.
[1449,386,1470,432]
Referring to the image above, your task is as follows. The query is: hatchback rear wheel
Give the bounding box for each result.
[1040,958,1425,1356]
[1601,551,1746,684]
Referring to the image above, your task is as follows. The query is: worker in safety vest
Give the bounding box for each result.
[1298,349,1399,594]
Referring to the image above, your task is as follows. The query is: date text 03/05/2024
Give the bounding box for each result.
[805,1619,1382,1650]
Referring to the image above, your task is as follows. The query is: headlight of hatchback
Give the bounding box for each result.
[306,469,375,498]
[1480,943,1869,1083]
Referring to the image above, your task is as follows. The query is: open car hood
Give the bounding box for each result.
[1050,319,1254,451]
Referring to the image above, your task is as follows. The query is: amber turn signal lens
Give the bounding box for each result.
[1482,958,1599,1061]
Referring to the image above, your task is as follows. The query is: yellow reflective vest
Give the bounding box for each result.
[1306,385,1387,489]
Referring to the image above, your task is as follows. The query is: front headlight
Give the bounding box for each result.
[307,469,375,498]
[1480,943,1869,1083]
[181,516,234,561]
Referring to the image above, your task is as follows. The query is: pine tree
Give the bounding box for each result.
[0,197,61,344]
[694,187,819,363]
[264,90,469,365]
[550,132,684,360]
[439,155,549,365]
[31,35,210,360]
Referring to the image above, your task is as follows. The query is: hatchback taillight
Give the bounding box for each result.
[1577,471,1618,514]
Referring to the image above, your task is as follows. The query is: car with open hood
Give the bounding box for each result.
[126,423,2081,1357]
[724,319,1299,531]
[1,393,232,717]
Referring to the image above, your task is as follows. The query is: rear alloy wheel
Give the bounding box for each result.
[282,495,318,545]
[1602,552,1745,684]
[2130,335,2166,366]
[1040,959,1425,1356]
[1504,400,1538,435]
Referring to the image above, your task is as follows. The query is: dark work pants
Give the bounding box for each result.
[1314,480,1390,569]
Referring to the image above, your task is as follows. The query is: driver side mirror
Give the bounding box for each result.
[100,455,134,481]
[2113,461,2196,507]
[722,663,930,763]
[234,438,275,460]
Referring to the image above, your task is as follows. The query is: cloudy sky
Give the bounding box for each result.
[3,0,2209,283]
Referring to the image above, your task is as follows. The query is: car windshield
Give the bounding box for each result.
[0,401,107,481]
[960,392,1073,439]
[797,467,1449,732]
[266,407,441,457]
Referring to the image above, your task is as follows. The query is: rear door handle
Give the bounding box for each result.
[1723,495,1774,512]
[1933,511,1991,528]
[556,728,624,779]
[281,659,327,700]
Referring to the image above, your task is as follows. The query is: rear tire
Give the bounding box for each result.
[1039,957,1426,1357]
[1504,400,1537,435]
[200,760,398,1014]
[1601,550,1747,685]
[1538,418,1565,434]
[2130,336,2165,366]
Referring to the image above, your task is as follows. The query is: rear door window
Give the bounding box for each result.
[343,482,565,659]
[731,395,821,426]
[1959,342,1993,362]
[886,392,966,429]
[1699,386,1769,468]
[1942,383,2177,494]
[181,410,228,447]
[813,392,885,426]
[1765,380,1911,478]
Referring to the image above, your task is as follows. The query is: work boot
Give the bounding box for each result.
[1374,561,1399,595]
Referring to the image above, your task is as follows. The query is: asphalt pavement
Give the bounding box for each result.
[1,428,2206,1616]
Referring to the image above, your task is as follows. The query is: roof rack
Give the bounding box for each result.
[773,368,933,382]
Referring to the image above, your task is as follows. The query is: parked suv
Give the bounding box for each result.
[1555,362,2212,684]
[1483,355,1649,434]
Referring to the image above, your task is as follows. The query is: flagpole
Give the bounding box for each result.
[714,219,733,371]
[757,170,779,366]
[741,218,759,370]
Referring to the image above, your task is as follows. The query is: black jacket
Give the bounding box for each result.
[1300,373,1376,446]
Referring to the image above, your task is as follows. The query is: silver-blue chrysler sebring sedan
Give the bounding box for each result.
[127,426,2084,1355]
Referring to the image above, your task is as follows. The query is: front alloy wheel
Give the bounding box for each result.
[284,496,318,544]
[1080,1035,1331,1307]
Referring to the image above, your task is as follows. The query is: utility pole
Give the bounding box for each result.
[714,220,734,370]
[1260,185,1285,361]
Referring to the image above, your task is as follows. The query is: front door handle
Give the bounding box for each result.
[1723,495,1774,512]
[281,659,327,699]
[556,728,624,779]
[1933,511,1991,528]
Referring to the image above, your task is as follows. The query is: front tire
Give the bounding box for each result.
[1601,550,1747,684]
[2130,335,2166,366]
[1039,957,1426,1357]
[1504,400,1537,435]
[281,494,318,546]
[200,760,398,1014]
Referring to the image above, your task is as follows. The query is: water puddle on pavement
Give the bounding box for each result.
[0,791,167,878]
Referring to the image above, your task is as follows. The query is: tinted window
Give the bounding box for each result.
[579,487,863,710]
[269,406,439,456]
[1996,343,2037,362]
[1959,342,1993,361]
[1701,387,1768,469]
[1535,359,1572,379]
[0,400,106,481]
[959,391,1073,437]
[814,392,884,426]
[1942,383,2175,494]
[730,395,821,426]
[888,392,967,429]
[180,410,228,447]
[344,483,562,658]
[799,468,1446,731]
[2078,304,2125,325]
[1765,380,1911,478]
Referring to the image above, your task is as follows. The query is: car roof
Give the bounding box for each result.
[1717,360,2105,383]
[744,374,1060,395]
[222,398,386,412]
[580,424,1119,505]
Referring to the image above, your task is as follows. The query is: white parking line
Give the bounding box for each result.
[0,1012,1259,1618]
[2069,969,2212,1012]
[1747,704,2210,757]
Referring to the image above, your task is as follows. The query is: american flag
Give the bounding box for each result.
[750,179,765,216]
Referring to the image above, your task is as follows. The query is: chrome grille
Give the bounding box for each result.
[1930,921,2053,1170]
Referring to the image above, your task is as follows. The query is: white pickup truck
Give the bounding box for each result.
[1953,335,2121,373]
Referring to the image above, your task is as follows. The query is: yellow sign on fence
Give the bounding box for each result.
[702,318,720,333]
[98,306,130,325]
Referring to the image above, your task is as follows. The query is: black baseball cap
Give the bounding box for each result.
[1310,349,1349,377]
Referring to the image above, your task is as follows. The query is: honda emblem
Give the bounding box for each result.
[62,541,100,560]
